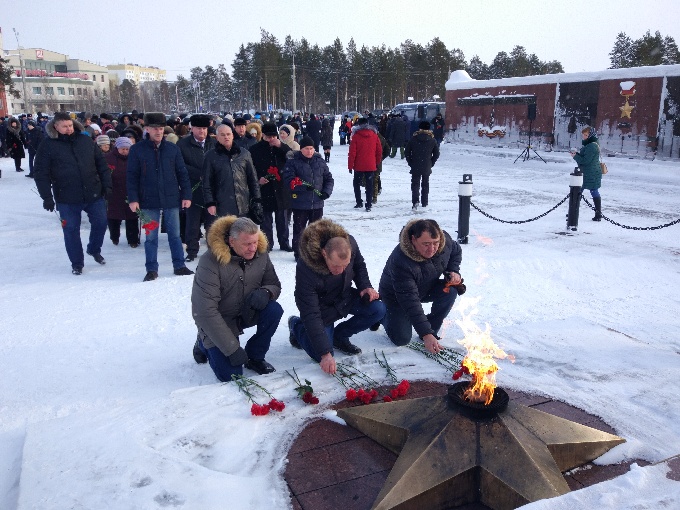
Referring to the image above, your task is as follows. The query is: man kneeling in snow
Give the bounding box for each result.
[287,219,386,375]
[191,216,282,381]
[377,219,464,354]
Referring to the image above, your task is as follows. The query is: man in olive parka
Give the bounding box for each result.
[191,216,282,381]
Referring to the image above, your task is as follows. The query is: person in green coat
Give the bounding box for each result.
[570,126,603,221]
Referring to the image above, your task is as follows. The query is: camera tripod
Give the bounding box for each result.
[514,119,546,163]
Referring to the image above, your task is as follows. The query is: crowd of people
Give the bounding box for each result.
[10,106,597,380]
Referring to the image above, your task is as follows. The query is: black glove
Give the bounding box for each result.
[246,288,270,311]
[319,191,329,200]
[248,201,264,225]
[228,347,248,366]
[455,280,467,295]
[43,198,55,212]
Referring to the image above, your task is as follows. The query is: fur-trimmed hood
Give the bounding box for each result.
[399,219,446,262]
[206,215,268,265]
[299,218,350,275]
[7,118,22,136]
[351,123,378,135]
[45,118,84,139]
[412,129,434,138]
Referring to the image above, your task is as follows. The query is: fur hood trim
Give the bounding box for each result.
[207,215,268,265]
[399,219,446,262]
[299,218,350,275]
[412,129,434,138]
[46,119,84,139]
[351,123,378,135]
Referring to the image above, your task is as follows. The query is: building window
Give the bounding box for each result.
[101,75,104,82]
[46,87,54,95]
[32,87,42,95]
[58,87,65,95]
[94,89,98,97]
[68,88,75,96]
[77,88,82,95]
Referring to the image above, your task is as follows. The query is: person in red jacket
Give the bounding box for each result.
[348,117,382,212]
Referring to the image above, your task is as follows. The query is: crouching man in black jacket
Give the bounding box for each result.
[378,219,463,354]
[288,219,386,374]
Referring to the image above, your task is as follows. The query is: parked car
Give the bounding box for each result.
[390,101,446,136]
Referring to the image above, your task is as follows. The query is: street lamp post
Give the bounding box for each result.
[12,28,32,114]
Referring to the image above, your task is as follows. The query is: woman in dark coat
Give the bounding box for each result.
[6,118,26,172]
[105,137,140,246]
[570,126,603,221]
[320,118,333,162]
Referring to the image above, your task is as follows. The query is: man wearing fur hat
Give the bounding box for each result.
[377,219,463,354]
[177,114,216,261]
[127,112,193,282]
[404,121,440,210]
[192,216,282,380]
[249,122,293,252]
[34,111,112,275]
[288,219,385,374]
[233,117,256,151]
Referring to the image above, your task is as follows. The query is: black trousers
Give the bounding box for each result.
[353,172,375,206]
[411,172,430,206]
[292,208,323,258]
[184,203,208,257]
[108,218,140,245]
[261,209,291,250]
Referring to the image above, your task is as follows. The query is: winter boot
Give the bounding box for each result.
[592,197,602,221]
[354,200,364,209]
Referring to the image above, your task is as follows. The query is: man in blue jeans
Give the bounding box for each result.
[127,112,193,282]
[378,219,464,354]
[288,219,386,374]
[34,112,111,275]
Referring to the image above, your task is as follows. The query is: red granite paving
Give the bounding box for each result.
[284,381,643,510]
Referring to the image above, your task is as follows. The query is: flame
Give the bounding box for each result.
[456,298,514,405]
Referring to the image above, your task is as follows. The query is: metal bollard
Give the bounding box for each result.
[566,167,583,231]
[457,174,473,244]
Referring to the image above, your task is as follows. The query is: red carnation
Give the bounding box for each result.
[251,403,271,416]
[142,220,159,236]
[396,380,410,396]
[267,166,281,181]
[383,395,393,402]
[268,399,286,412]
[390,388,400,399]
[302,391,318,404]
[453,370,463,380]
[369,389,378,399]
[290,177,303,190]
[360,393,373,405]
[357,388,366,397]
[346,388,358,401]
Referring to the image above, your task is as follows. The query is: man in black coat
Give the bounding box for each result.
[177,114,216,261]
[34,112,112,275]
[288,219,385,374]
[233,117,256,151]
[249,122,293,252]
[387,113,410,159]
[305,114,322,153]
[378,219,463,354]
[405,121,440,210]
[25,120,45,178]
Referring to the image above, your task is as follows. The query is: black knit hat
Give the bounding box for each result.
[190,114,211,128]
[419,121,431,130]
[144,112,167,127]
[299,136,314,149]
[357,117,368,125]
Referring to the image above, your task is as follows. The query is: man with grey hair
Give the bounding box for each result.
[191,215,282,380]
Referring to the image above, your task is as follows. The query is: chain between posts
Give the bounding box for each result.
[470,194,570,224]
[581,196,680,231]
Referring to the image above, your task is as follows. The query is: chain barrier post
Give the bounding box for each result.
[457,174,473,244]
[567,167,583,231]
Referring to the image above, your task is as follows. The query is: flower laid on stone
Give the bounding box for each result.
[286,367,320,405]
[408,341,464,374]
[231,374,285,417]
[374,351,411,401]
[452,364,471,380]
[334,363,380,405]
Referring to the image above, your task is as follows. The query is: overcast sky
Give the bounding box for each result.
[3,0,679,81]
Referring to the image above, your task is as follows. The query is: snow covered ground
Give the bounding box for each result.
[1,137,679,509]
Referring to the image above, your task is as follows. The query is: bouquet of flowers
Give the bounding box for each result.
[265,166,282,182]
[231,374,286,416]
[290,176,323,197]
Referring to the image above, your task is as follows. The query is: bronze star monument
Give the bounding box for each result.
[337,385,625,510]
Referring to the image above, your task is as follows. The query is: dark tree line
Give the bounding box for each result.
[609,30,680,68]
[174,30,563,114]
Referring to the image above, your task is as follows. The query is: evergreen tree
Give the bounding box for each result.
[466,55,490,80]
[609,32,635,68]
[0,56,20,98]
